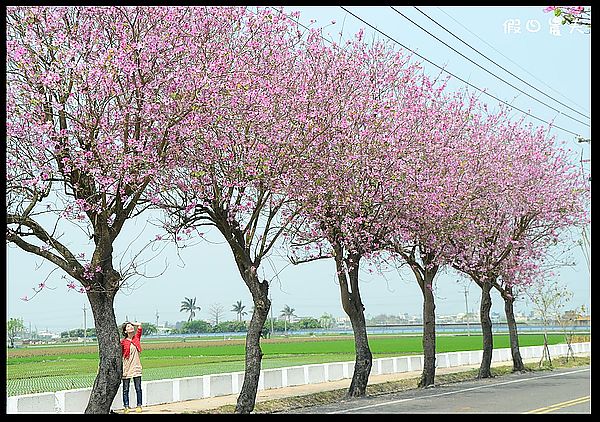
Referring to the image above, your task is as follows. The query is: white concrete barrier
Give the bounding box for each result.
[208,373,234,397]
[396,356,410,372]
[6,392,56,413]
[145,379,174,406]
[457,351,467,365]
[7,342,590,413]
[327,362,346,381]
[307,364,326,384]
[378,358,395,375]
[232,372,245,394]
[469,350,482,364]
[57,388,91,413]
[285,366,306,387]
[178,376,204,402]
[410,355,423,371]
[448,352,460,367]
[436,353,449,368]
[262,368,283,390]
[492,348,511,362]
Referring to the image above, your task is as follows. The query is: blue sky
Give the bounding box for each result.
[6,6,591,333]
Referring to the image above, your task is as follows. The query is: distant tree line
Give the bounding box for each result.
[174,317,323,334]
[59,322,158,339]
[51,317,327,338]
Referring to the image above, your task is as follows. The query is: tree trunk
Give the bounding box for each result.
[478,279,494,378]
[235,265,270,414]
[347,306,372,397]
[419,273,436,388]
[337,253,372,398]
[85,290,122,414]
[539,331,553,368]
[503,294,526,372]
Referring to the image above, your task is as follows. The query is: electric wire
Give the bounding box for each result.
[390,6,590,127]
[412,6,590,121]
[436,6,590,116]
[338,6,584,137]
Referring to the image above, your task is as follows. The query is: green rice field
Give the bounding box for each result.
[6,333,578,396]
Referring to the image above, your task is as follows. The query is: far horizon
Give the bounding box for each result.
[14,306,591,336]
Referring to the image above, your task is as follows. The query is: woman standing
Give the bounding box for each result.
[121,321,143,413]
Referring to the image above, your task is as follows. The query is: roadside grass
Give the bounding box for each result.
[197,356,591,414]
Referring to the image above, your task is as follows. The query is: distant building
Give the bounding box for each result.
[398,313,409,322]
[156,326,175,335]
[288,315,303,323]
[407,315,422,324]
[514,312,529,323]
[336,316,351,328]
[437,315,455,324]
[37,330,60,340]
[562,310,591,326]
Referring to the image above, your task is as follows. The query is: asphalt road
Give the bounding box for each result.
[287,365,591,414]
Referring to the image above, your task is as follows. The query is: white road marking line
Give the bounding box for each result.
[328,368,590,414]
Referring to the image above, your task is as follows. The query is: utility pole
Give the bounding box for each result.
[82,303,87,345]
[156,309,160,328]
[269,292,274,338]
[577,135,591,271]
[577,136,591,181]
[462,283,470,336]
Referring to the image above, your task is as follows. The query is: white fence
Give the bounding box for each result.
[6,342,590,413]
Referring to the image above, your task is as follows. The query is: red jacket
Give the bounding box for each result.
[121,326,142,359]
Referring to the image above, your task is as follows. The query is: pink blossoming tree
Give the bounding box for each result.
[6,6,235,413]
[384,87,509,387]
[284,30,430,396]
[544,6,591,28]
[448,117,590,377]
[155,8,312,413]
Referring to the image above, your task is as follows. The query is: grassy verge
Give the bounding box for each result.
[195,356,590,414]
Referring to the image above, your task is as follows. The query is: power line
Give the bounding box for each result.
[338,6,583,137]
[435,7,590,116]
[270,6,585,138]
[412,6,590,122]
[389,6,590,127]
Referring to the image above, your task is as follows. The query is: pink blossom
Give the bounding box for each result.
[566,6,585,15]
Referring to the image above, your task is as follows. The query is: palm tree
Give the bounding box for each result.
[180,297,201,322]
[231,300,248,322]
[280,305,296,333]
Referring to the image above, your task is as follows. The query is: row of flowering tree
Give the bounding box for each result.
[7,5,589,414]
[279,24,589,388]
[7,6,292,413]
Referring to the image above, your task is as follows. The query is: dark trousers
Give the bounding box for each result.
[122,376,142,408]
